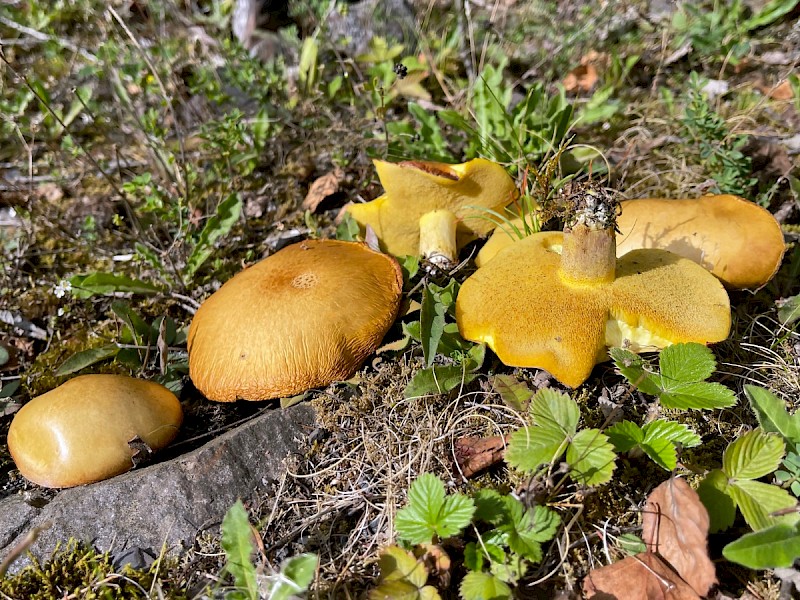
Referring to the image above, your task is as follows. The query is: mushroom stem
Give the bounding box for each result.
[419,209,459,268]
[559,225,616,285]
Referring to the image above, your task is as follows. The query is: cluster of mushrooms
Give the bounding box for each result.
[8,158,785,488]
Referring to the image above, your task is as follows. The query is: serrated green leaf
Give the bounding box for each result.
[642,419,702,448]
[376,546,429,588]
[723,524,800,569]
[463,543,483,572]
[530,388,579,436]
[505,426,568,474]
[609,348,662,395]
[403,365,477,398]
[641,436,678,471]
[724,429,785,480]
[698,469,736,532]
[745,385,800,442]
[459,571,512,600]
[491,374,532,412]
[659,381,737,410]
[420,284,448,367]
[186,192,242,278]
[658,342,716,384]
[69,273,162,299]
[55,344,120,376]
[220,501,259,600]
[472,489,507,525]
[500,498,559,563]
[607,421,645,453]
[395,474,474,544]
[567,429,616,486]
[729,479,799,531]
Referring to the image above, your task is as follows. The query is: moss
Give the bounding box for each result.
[0,540,187,600]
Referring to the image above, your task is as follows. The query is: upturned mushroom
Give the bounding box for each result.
[346,158,518,268]
[8,374,182,488]
[187,239,403,402]
[456,183,731,388]
[476,194,785,289]
[616,194,785,289]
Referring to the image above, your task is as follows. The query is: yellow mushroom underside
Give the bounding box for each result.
[456,232,730,388]
[346,158,518,258]
[188,241,403,401]
[8,375,182,488]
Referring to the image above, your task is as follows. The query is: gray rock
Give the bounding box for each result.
[0,404,316,572]
[325,0,417,57]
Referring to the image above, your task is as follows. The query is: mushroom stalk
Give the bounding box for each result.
[419,209,459,268]
[559,225,616,285]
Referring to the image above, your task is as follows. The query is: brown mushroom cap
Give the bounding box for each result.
[456,231,731,388]
[346,158,518,263]
[187,239,403,401]
[8,375,182,488]
[616,195,785,289]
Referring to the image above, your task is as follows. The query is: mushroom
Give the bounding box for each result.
[616,194,785,289]
[346,158,518,268]
[8,374,182,488]
[187,239,403,401]
[456,183,731,388]
[476,194,785,289]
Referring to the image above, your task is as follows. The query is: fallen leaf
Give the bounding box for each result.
[642,477,717,596]
[302,167,345,212]
[583,552,701,599]
[768,80,794,101]
[563,63,598,93]
[454,435,508,478]
[416,543,451,589]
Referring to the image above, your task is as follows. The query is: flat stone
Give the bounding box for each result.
[0,404,316,571]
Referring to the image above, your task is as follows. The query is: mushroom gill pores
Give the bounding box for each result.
[346,158,518,268]
[456,186,731,388]
[8,375,182,488]
[187,239,403,402]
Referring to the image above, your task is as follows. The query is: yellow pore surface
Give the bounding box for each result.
[456,232,731,388]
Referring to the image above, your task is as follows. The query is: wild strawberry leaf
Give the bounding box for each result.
[567,429,616,486]
[395,474,474,545]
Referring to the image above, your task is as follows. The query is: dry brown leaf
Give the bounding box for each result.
[563,63,598,93]
[454,435,508,478]
[583,553,702,599]
[302,167,345,212]
[642,477,716,596]
[768,80,794,100]
[416,543,452,589]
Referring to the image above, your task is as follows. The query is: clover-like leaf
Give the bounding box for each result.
[395,474,475,545]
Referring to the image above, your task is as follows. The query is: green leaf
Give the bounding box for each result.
[744,0,800,30]
[0,346,9,367]
[491,374,533,412]
[608,348,661,395]
[659,381,737,410]
[269,553,318,600]
[505,426,568,474]
[530,388,579,436]
[459,571,512,600]
[641,436,678,471]
[420,284,448,367]
[111,301,153,344]
[472,489,507,525]
[698,469,736,532]
[220,501,259,600]
[724,429,785,480]
[403,365,477,398]
[335,211,360,241]
[186,192,242,278]
[658,342,716,384]
[778,294,800,325]
[640,419,702,470]
[607,421,645,453]
[55,344,120,376]
[729,479,799,531]
[69,273,161,299]
[723,524,800,569]
[617,533,647,555]
[499,498,560,563]
[567,429,616,486]
[395,474,474,544]
[745,385,800,442]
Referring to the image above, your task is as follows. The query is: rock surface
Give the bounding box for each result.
[0,404,316,571]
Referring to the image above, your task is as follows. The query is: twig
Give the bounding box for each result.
[0,520,53,577]
[0,15,98,63]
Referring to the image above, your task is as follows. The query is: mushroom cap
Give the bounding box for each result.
[456,232,731,387]
[8,375,182,488]
[187,239,403,401]
[616,195,784,289]
[346,158,518,257]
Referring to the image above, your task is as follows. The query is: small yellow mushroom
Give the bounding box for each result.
[456,184,731,388]
[346,158,518,268]
[8,375,182,488]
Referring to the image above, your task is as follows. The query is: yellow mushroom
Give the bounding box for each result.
[456,184,731,388]
[346,158,518,268]
[187,239,403,402]
[476,194,785,289]
[8,375,182,488]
